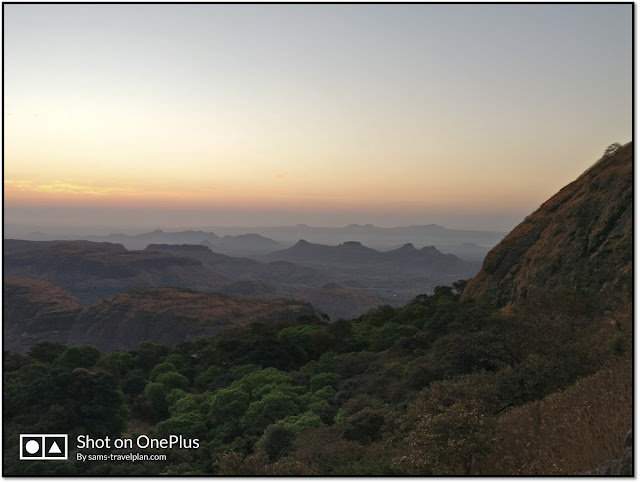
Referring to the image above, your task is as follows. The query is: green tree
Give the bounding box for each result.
[194,366,222,391]
[155,412,207,440]
[149,362,178,382]
[242,391,300,437]
[144,382,169,416]
[56,346,101,368]
[155,371,189,391]
[309,372,341,392]
[209,386,251,423]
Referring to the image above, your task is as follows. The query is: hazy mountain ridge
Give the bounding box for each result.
[208,233,283,256]
[76,230,282,255]
[4,224,505,262]
[462,142,632,307]
[144,243,328,287]
[268,239,474,269]
[145,243,401,317]
[267,239,478,299]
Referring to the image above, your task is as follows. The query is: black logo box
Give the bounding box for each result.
[20,434,68,460]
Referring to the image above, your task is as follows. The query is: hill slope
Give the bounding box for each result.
[144,244,328,286]
[295,282,398,320]
[4,279,84,353]
[70,288,315,351]
[4,279,316,352]
[462,142,632,307]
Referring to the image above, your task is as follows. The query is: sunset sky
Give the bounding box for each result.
[4,4,632,232]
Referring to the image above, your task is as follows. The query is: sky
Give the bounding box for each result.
[4,4,632,232]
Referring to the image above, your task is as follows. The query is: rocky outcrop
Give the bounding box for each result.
[462,142,632,307]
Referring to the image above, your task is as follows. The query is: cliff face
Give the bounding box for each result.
[462,142,632,307]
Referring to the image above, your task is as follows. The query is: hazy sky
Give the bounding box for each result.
[4,4,632,231]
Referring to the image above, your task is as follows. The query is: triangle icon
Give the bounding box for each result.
[48,441,62,454]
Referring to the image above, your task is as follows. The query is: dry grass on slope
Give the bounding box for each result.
[477,353,632,475]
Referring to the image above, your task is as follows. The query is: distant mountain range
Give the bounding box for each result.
[4,235,478,335]
[6,224,506,262]
[63,230,284,256]
[266,240,478,301]
[269,240,473,270]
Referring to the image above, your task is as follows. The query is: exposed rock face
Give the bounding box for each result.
[462,142,632,307]
[4,279,84,353]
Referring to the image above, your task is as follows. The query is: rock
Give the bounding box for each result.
[618,446,633,475]
[624,428,632,449]
[596,460,618,475]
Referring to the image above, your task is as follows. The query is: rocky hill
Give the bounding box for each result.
[4,280,315,352]
[208,233,283,256]
[269,240,381,265]
[70,288,315,351]
[4,242,228,303]
[4,279,84,353]
[462,142,632,307]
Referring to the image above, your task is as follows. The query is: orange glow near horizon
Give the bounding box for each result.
[5,174,547,215]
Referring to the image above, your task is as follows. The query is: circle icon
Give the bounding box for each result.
[25,440,40,455]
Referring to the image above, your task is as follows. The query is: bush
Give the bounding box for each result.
[603,142,622,157]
